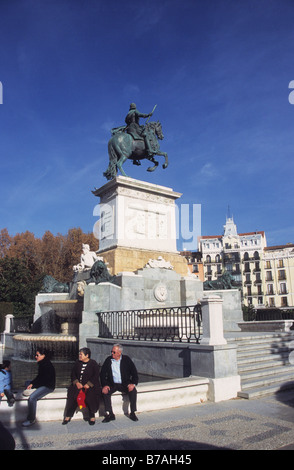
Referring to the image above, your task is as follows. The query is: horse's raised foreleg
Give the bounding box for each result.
[147,156,159,172]
[158,151,168,169]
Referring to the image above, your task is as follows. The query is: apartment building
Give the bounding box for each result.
[182,216,294,309]
[263,244,294,308]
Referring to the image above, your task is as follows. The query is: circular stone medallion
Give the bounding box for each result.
[154,283,168,302]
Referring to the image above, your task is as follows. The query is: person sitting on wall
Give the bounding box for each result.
[0,360,15,407]
[100,344,139,422]
[22,348,55,427]
[62,348,100,426]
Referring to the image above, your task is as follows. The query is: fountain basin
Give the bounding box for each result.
[39,300,82,335]
[13,334,78,361]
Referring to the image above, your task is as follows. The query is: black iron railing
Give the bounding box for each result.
[96,304,202,343]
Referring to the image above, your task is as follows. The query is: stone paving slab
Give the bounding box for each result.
[4,390,294,451]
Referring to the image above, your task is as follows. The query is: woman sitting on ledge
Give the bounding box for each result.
[62,348,100,426]
[22,348,55,427]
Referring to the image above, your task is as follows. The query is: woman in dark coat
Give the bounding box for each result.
[62,348,100,425]
[22,348,56,427]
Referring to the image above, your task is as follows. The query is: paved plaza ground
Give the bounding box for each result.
[3,389,294,452]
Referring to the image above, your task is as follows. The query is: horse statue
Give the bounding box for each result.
[203,271,240,290]
[103,120,168,180]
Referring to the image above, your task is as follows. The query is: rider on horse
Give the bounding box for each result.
[111,103,155,161]
[103,104,168,181]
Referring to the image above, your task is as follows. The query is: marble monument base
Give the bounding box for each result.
[93,176,191,276]
[98,245,189,277]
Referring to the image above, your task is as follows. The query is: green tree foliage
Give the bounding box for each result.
[0,257,42,316]
[0,228,98,316]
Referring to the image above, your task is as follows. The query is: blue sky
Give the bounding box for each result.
[0,0,294,250]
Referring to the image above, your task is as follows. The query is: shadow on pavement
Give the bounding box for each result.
[76,438,231,451]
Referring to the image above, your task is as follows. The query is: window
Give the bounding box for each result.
[266,271,273,281]
[281,297,288,307]
[278,259,284,268]
[278,270,286,280]
[266,261,271,269]
[280,283,287,294]
[256,273,261,282]
[206,255,211,263]
[255,261,260,271]
[244,262,250,272]
[267,284,274,295]
[254,251,260,260]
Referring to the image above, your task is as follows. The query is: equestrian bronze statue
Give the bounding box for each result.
[103,103,168,180]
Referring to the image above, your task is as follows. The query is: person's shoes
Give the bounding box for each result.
[62,418,71,425]
[89,419,95,426]
[102,412,115,423]
[129,412,138,421]
[21,420,35,427]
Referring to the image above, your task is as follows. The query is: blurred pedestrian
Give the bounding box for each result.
[0,421,15,450]
[0,360,15,407]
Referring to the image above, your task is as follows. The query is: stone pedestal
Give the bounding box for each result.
[201,295,227,346]
[92,176,189,276]
[205,289,243,332]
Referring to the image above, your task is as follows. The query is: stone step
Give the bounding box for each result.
[237,380,294,399]
[240,363,294,381]
[237,355,290,370]
[228,333,294,348]
[240,369,294,390]
[230,332,294,399]
[237,346,290,359]
[238,342,291,353]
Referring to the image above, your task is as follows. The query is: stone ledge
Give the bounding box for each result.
[0,376,209,425]
[238,320,294,333]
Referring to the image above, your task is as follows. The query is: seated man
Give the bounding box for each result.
[100,344,139,422]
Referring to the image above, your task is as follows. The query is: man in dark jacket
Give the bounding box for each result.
[100,344,139,422]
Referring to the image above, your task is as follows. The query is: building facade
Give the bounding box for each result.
[263,244,294,308]
[184,216,294,309]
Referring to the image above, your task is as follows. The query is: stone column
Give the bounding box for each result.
[201,295,227,346]
[4,314,14,333]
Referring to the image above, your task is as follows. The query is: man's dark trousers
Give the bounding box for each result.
[103,384,137,414]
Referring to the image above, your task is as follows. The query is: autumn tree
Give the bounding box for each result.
[0,228,12,258]
[7,230,42,276]
[0,227,99,316]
